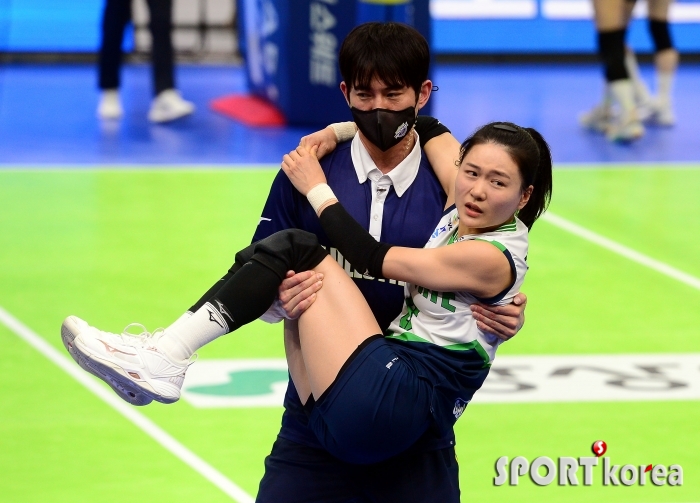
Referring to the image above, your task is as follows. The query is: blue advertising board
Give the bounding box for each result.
[238,0,432,125]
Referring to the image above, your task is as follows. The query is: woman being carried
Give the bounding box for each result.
[61,121,552,464]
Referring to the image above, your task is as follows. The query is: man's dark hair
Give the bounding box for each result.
[339,22,430,97]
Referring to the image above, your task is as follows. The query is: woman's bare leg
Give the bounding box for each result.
[283,319,313,404]
[593,0,627,30]
[295,256,382,399]
[648,0,679,73]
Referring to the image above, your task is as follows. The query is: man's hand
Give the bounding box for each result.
[299,126,338,160]
[278,270,324,319]
[470,292,527,341]
[281,145,327,196]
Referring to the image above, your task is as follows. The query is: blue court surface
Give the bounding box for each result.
[0,61,699,166]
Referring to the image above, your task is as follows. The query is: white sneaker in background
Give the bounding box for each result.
[635,101,655,123]
[62,316,191,404]
[606,112,645,142]
[646,98,676,127]
[148,89,195,123]
[579,103,612,133]
[97,89,123,120]
[606,80,645,142]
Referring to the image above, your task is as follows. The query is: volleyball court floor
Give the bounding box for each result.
[0,62,698,502]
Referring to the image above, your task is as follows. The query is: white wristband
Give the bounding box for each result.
[307,183,337,213]
[329,122,357,142]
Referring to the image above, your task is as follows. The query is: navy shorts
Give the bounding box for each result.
[255,436,460,503]
[307,336,433,464]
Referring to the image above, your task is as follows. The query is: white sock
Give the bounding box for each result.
[610,80,638,119]
[601,84,613,109]
[157,302,230,361]
[625,49,652,105]
[166,311,192,330]
[656,71,675,107]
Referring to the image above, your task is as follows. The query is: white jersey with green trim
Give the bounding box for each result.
[385,206,529,363]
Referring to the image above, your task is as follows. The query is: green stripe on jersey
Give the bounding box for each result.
[474,238,506,252]
[495,218,517,232]
[385,332,491,367]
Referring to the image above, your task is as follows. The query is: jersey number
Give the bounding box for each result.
[399,296,419,331]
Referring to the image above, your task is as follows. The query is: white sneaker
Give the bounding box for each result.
[606,113,645,142]
[148,89,195,123]
[62,316,152,405]
[646,99,676,127]
[579,103,612,133]
[635,98,655,123]
[97,90,123,120]
[606,80,645,142]
[62,316,190,404]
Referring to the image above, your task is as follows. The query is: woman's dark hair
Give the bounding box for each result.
[338,22,430,98]
[457,122,553,230]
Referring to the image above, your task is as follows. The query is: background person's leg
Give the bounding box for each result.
[98,0,130,91]
[145,0,194,122]
[594,0,643,140]
[97,0,130,119]
[622,0,654,115]
[648,0,679,125]
[145,0,174,95]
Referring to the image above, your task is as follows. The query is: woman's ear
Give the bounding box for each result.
[518,185,534,210]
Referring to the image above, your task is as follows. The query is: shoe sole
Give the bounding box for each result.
[646,114,675,127]
[68,328,180,404]
[148,107,194,123]
[71,334,179,405]
[607,129,644,142]
[61,318,153,406]
[606,121,645,142]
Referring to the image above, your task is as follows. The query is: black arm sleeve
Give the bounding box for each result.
[415,116,451,147]
[318,203,393,279]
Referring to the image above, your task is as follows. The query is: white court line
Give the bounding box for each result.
[543,212,700,291]
[0,306,254,503]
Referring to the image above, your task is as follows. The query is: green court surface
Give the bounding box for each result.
[1,166,698,503]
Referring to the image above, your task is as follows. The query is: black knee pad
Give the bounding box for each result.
[649,19,673,52]
[251,229,328,280]
[598,29,628,82]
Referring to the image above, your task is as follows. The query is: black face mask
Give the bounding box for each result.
[350,106,417,152]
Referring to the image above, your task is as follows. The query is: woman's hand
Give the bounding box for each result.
[299,126,338,161]
[281,145,327,196]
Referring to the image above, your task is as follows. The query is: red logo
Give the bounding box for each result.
[592,440,607,457]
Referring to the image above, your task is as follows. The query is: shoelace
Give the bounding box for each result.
[120,323,161,349]
[120,323,198,365]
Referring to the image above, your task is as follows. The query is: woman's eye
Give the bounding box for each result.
[492,180,505,187]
